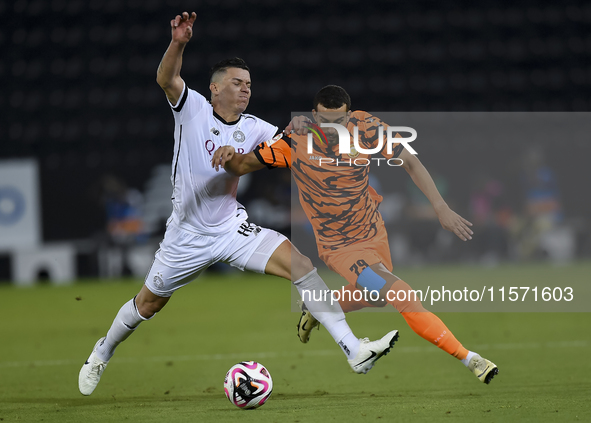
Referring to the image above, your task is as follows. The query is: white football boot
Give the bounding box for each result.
[348,330,399,374]
[79,337,109,395]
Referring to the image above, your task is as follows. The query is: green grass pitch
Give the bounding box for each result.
[1,262,590,422]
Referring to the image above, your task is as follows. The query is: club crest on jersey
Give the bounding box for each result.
[348,145,360,158]
[233,130,246,143]
[211,127,220,136]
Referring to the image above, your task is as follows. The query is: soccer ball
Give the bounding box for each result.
[224,361,273,409]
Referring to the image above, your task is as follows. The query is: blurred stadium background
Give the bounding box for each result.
[2,0,591,284]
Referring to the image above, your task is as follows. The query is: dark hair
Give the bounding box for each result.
[313,85,351,111]
[209,57,250,82]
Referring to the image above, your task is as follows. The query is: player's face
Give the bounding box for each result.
[212,67,252,114]
[313,104,350,146]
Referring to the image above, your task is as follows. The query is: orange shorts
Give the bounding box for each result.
[318,221,393,285]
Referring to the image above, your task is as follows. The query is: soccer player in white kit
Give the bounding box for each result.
[78,11,398,396]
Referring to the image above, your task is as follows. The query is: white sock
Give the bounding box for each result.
[293,268,360,359]
[338,332,361,359]
[461,351,478,367]
[95,297,151,361]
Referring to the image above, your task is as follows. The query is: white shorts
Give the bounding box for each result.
[144,219,288,297]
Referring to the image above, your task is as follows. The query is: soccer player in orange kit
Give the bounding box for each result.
[212,85,499,384]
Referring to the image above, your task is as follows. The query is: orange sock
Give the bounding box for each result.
[336,279,469,360]
[390,280,468,360]
[400,311,468,359]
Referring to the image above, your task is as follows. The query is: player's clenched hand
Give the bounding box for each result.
[284,115,311,135]
[437,207,474,241]
[170,11,196,44]
[211,146,235,172]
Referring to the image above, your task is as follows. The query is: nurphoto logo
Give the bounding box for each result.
[306,122,418,167]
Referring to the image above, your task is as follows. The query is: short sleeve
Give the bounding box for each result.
[252,120,278,152]
[168,83,208,124]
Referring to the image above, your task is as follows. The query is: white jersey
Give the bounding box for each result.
[167,83,277,235]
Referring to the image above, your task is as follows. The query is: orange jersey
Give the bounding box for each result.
[253,111,404,252]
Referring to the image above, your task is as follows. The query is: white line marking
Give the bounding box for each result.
[1,340,588,369]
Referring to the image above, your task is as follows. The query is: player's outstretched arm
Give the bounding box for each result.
[156,11,196,105]
[284,115,311,135]
[211,146,265,176]
[399,149,474,241]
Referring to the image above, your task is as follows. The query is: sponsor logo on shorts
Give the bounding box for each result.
[237,222,261,237]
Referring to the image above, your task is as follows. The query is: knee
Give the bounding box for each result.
[292,251,314,279]
[135,295,169,319]
[390,280,426,313]
[365,290,389,307]
[362,283,392,308]
[356,267,390,307]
